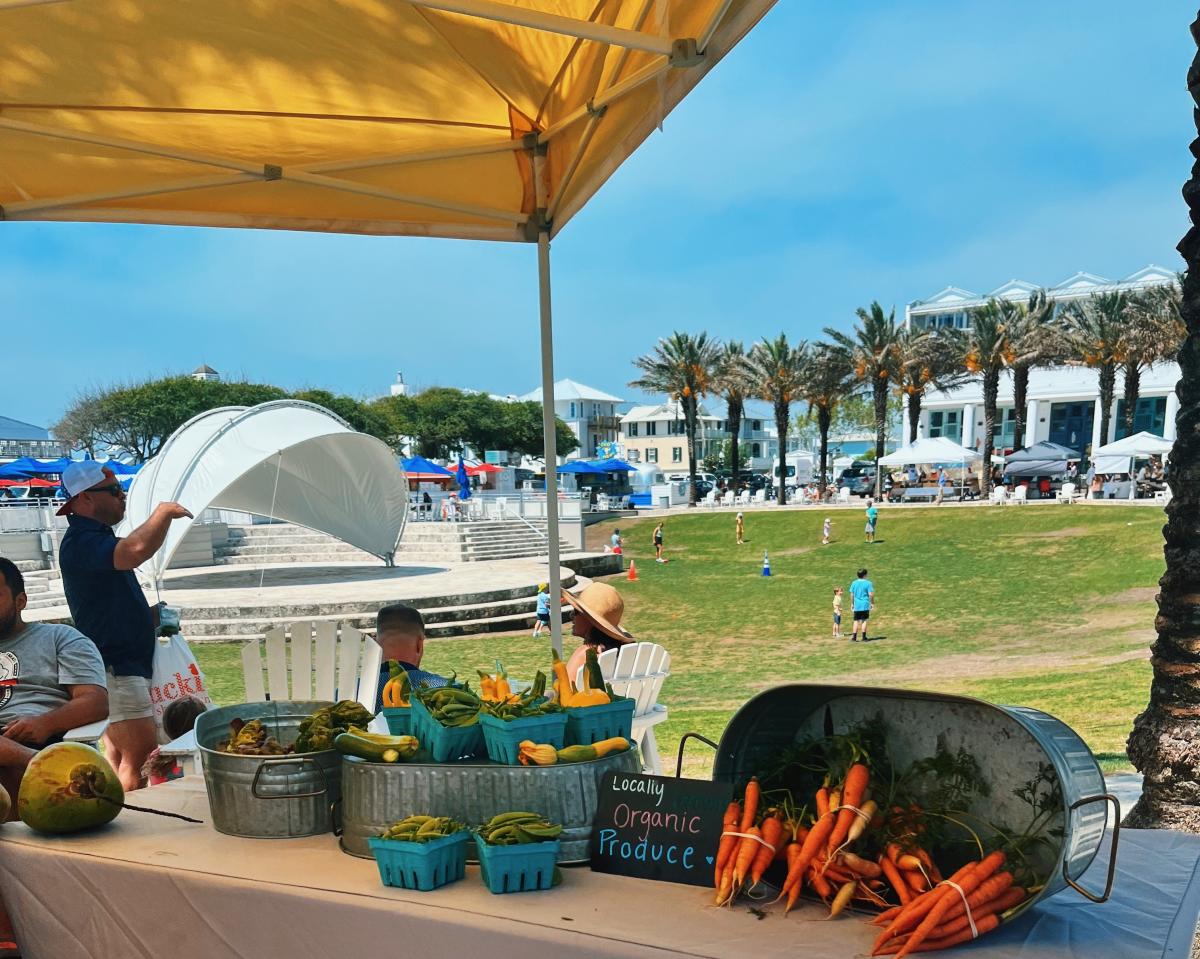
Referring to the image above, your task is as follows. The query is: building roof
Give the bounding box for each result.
[520,378,624,404]
[910,264,1177,313]
[620,400,719,423]
[192,364,219,375]
[0,415,50,441]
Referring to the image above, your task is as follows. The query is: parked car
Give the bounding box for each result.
[837,465,878,497]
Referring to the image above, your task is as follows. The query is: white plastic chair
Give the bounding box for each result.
[63,719,108,745]
[736,490,751,506]
[1009,485,1027,506]
[575,642,670,775]
[722,490,735,507]
[752,489,766,505]
[1056,483,1077,504]
[837,487,851,504]
[991,485,1008,505]
[703,490,717,508]
[160,621,381,772]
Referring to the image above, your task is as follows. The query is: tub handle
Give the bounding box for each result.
[250,755,329,800]
[675,732,719,778]
[330,797,343,837]
[1063,793,1120,903]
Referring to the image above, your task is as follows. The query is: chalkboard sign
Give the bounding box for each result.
[590,771,733,886]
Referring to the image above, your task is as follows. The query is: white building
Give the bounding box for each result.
[519,378,624,461]
[907,265,1180,453]
[618,399,778,470]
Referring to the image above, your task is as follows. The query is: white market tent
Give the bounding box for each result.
[877,437,983,467]
[119,401,409,583]
[1094,431,1174,458]
[0,0,777,653]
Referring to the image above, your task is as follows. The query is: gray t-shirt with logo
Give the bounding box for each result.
[0,622,107,728]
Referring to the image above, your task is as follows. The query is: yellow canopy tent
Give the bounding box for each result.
[0,0,777,651]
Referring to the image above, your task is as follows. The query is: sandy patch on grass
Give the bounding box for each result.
[1105,587,1159,605]
[1004,526,1089,540]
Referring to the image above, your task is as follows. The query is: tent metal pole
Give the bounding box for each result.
[538,57,670,145]
[697,0,735,52]
[537,226,564,656]
[401,0,675,56]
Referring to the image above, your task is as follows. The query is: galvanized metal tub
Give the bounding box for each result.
[338,749,641,863]
[197,700,343,839]
[711,685,1118,912]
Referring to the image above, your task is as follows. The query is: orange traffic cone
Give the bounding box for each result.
[627,560,639,582]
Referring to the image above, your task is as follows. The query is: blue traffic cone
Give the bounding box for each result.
[761,550,771,577]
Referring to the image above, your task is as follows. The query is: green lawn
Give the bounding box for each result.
[194,504,1166,775]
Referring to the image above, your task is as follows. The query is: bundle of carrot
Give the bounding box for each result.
[869,850,1028,955]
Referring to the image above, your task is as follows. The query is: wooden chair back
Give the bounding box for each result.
[241,621,382,711]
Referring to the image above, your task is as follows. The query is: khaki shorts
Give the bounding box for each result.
[105,670,154,724]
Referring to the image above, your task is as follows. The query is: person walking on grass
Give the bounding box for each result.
[849,568,875,642]
[736,512,745,545]
[532,582,550,638]
[653,521,666,563]
[864,498,879,543]
[832,586,844,639]
[822,516,832,546]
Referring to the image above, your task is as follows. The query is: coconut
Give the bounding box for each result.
[18,742,123,835]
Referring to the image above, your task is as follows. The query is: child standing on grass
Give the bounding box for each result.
[532,582,550,637]
[832,587,843,639]
[822,516,832,545]
[736,512,745,545]
[653,521,665,563]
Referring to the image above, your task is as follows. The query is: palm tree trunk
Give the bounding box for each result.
[1097,362,1116,448]
[818,405,832,496]
[907,391,922,443]
[1012,365,1031,451]
[684,398,698,506]
[727,397,744,486]
[981,369,999,498]
[1122,361,1142,436]
[873,380,888,499]
[776,403,789,505]
[1124,16,1200,829]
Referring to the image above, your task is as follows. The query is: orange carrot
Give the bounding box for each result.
[879,855,912,907]
[815,786,830,818]
[873,862,977,953]
[920,886,1024,943]
[808,866,833,900]
[731,824,761,887]
[826,763,870,853]
[916,848,943,884]
[713,801,741,886]
[897,854,923,872]
[877,913,1000,955]
[842,852,882,879]
[873,902,904,925]
[784,810,836,893]
[890,852,1006,959]
[739,778,760,832]
[715,862,735,905]
[750,815,785,886]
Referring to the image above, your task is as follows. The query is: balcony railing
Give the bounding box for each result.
[587,416,622,431]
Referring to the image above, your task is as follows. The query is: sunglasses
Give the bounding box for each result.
[85,484,124,498]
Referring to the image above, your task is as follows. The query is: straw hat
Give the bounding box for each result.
[561,582,634,646]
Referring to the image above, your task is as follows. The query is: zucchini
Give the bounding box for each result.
[335,732,412,763]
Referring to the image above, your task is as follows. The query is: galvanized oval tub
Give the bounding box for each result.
[339,748,641,863]
[197,700,342,839]
[712,685,1117,913]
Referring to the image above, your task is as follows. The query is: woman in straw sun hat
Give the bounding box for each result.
[562,582,636,685]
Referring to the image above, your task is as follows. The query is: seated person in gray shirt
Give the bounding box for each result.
[0,557,108,815]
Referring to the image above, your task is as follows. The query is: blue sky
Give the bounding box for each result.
[2,1,1192,429]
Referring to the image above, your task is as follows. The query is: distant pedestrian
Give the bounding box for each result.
[936,467,948,504]
[653,521,665,563]
[532,582,550,638]
[610,528,623,555]
[735,512,745,545]
[864,499,879,544]
[822,517,832,546]
[832,587,843,639]
[849,568,875,642]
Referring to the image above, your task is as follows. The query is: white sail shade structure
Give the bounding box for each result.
[119,401,408,582]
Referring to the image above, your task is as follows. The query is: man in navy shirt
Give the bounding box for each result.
[373,604,448,710]
[57,462,192,790]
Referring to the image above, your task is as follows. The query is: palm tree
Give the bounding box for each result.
[1120,285,1186,435]
[1124,19,1199,829]
[962,299,1013,499]
[893,325,966,443]
[825,302,901,498]
[1065,292,1128,452]
[713,341,752,484]
[801,344,856,496]
[629,332,722,506]
[1002,290,1059,451]
[747,335,808,505]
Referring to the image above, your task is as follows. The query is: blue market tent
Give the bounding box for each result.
[7,456,73,474]
[104,460,143,475]
[399,456,454,478]
[556,461,598,474]
[0,463,31,480]
[597,459,638,472]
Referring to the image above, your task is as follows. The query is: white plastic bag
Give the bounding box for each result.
[149,634,214,743]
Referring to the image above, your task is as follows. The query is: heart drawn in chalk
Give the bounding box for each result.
[705,856,714,865]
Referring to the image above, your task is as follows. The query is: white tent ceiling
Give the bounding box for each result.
[1094,431,1173,458]
[877,437,983,467]
[119,400,408,581]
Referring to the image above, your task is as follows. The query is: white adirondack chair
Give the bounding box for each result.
[703,489,718,508]
[1056,482,1077,503]
[991,485,1008,505]
[160,621,382,774]
[736,490,751,507]
[837,487,851,504]
[721,490,735,507]
[752,489,766,505]
[1009,484,1027,506]
[63,719,107,745]
[575,642,670,775]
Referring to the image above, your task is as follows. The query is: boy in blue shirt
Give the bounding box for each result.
[532,582,550,638]
[849,567,875,642]
[864,499,879,543]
